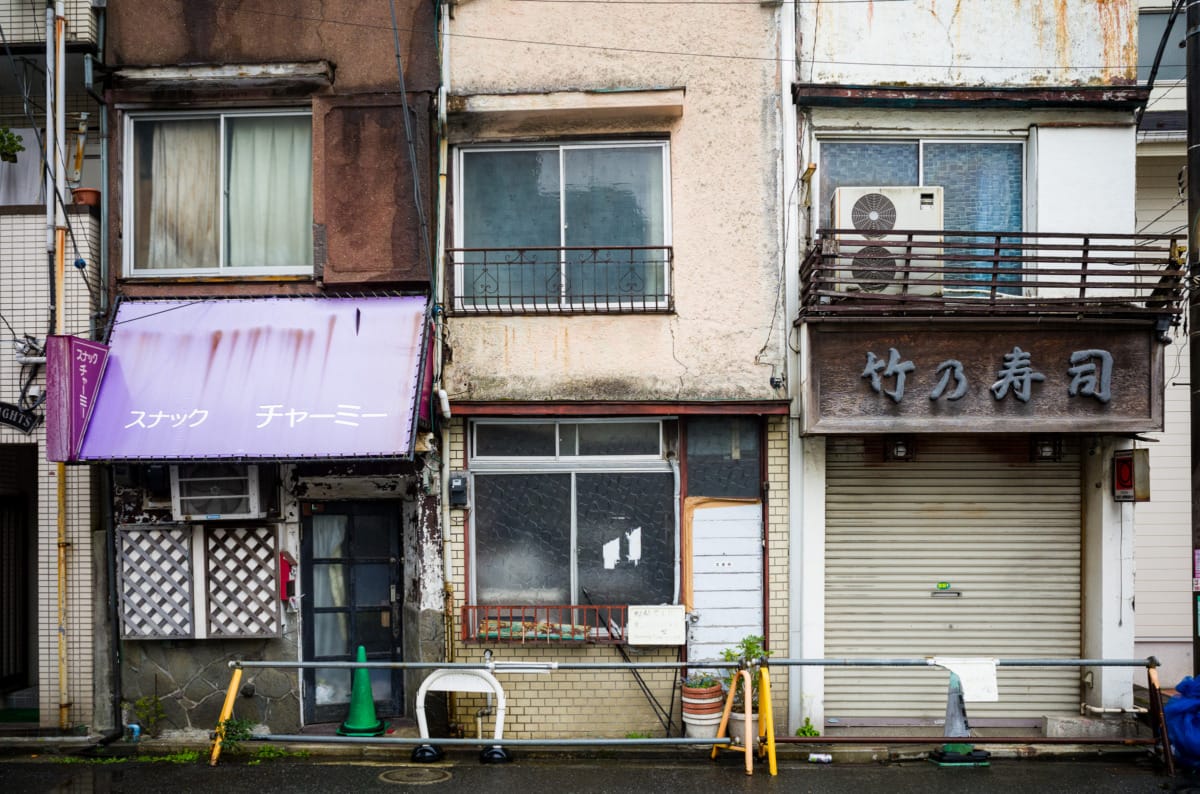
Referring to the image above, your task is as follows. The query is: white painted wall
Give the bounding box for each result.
[1035,125,1137,235]
[1134,142,1192,686]
[799,0,1136,87]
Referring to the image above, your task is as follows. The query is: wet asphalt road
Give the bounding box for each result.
[0,753,1193,794]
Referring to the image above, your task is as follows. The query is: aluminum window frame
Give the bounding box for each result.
[813,133,1028,235]
[467,418,678,609]
[121,107,314,279]
[453,140,673,312]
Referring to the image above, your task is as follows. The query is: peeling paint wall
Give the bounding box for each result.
[444,0,787,403]
[798,0,1137,87]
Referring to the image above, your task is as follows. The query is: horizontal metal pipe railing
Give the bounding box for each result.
[249,734,732,747]
[230,656,1158,671]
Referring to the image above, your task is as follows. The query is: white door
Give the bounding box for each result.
[687,502,763,665]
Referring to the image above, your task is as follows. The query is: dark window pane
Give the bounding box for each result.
[461,149,562,303]
[351,513,392,558]
[576,472,675,606]
[1139,11,1185,82]
[575,422,660,456]
[355,564,390,606]
[474,474,572,604]
[687,417,761,499]
[475,423,557,456]
[354,610,393,653]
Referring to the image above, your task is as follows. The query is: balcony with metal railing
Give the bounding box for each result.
[447,246,673,315]
[798,230,1185,324]
[0,1,99,48]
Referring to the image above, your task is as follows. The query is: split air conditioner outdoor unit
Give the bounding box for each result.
[171,463,265,521]
[830,186,944,295]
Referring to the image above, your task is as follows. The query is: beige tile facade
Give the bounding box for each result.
[0,208,100,728]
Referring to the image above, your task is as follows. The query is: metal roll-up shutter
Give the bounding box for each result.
[825,435,1081,723]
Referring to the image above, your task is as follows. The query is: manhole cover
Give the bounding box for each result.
[379,767,453,785]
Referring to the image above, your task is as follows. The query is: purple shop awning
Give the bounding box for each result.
[77,296,428,461]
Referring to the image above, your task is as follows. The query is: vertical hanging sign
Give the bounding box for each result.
[45,335,108,462]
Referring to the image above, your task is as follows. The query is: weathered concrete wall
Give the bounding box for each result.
[798,0,1137,87]
[444,0,786,403]
[105,1,437,92]
[104,0,437,294]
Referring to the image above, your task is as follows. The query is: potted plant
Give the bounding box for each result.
[0,127,24,163]
[720,634,771,746]
[680,672,724,738]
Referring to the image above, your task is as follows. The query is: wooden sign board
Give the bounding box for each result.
[804,325,1163,434]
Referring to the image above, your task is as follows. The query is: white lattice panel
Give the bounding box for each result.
[118,526,194,639]
[205,526,280,638]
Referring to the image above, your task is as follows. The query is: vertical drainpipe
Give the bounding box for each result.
[780,0,805,736]
[52,0,70,732]
[435,0,458,729]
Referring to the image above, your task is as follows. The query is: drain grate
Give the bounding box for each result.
[379,767,453,785]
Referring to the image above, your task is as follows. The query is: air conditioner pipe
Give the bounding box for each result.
[1080,703,1147,715]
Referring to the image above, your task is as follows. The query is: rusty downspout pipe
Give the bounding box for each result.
[53,0,70,732]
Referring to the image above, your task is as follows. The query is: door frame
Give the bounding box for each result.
[300,500,404,724]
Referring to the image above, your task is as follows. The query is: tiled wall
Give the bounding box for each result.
[0,207,100,728]
[446,415,791,737]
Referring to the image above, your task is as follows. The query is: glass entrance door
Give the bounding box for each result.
[301,502,402,724]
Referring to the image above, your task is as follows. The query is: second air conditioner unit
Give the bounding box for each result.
[830,186,944,295]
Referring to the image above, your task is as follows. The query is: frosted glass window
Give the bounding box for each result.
[474,474,572,604]
[575,472,675,606]
[819,142,918,228]
[687,417,761,498]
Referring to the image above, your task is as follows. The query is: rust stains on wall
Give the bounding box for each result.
[1096,0,1137,85]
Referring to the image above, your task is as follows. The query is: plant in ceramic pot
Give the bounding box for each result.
[680,672,725,737]
[720,634,772,745]
[0,127,24,163]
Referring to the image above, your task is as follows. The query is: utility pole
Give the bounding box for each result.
[1188,0,1200,677]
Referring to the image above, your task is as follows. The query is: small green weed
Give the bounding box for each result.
[214,716,256,756]
[624,731,652,739]
[795,717,820,737]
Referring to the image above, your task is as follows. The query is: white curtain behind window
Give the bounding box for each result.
[0,128,43,206]
[227,116,312,268]
[147,120,219,268]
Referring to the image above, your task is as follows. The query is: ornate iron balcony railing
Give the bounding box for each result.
[448,246,673,315]
[799,229,1185,322]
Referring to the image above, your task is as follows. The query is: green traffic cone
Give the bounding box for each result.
[337,645,386,736]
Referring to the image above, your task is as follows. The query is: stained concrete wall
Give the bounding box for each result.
[443,0,787,403]
[798,0,1137,87]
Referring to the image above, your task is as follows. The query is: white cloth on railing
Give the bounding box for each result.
[930,656,999,702]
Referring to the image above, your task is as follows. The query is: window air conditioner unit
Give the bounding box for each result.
[170,463,264,521]
[830,186,944,295]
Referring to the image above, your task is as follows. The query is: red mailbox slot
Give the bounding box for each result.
[279,551,296,601]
